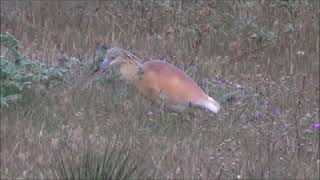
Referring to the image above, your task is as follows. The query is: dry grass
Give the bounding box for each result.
[1,0,319,179]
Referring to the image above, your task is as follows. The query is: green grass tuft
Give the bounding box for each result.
[52,137,148,180]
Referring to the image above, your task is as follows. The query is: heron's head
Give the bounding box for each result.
[96,47,141,74]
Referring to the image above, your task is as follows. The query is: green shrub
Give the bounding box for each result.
[0,32,72,107]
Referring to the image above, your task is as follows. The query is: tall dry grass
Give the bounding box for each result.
[1,0,319,179]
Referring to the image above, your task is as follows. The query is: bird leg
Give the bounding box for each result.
[158,89,167,112]
[160,97,166,112]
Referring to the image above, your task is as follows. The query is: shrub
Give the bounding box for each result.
[0,32,73,107]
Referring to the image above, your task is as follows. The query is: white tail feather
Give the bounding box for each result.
[202,96,220,113]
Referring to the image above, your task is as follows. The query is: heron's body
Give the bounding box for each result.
[135,60,211,111]
[97,47,220,113]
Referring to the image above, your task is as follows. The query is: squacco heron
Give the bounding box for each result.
[96,47,220,113]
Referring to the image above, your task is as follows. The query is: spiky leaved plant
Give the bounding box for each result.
[51,137,148,180]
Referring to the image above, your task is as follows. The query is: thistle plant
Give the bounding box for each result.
[0,33,73,107]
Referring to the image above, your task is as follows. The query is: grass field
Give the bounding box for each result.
[1,1,319,179]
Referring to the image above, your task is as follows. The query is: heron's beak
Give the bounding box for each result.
[93,58,111,74]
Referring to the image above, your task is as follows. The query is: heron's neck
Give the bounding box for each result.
[119,61,143,81]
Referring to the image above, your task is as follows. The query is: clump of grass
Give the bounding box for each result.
[51,137,148,180]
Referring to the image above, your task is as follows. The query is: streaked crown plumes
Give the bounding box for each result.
[105,47,141,64]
